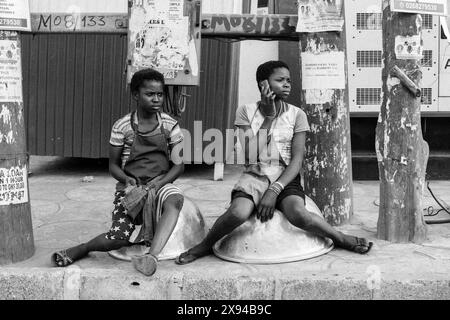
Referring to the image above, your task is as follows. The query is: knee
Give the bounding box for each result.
[288,208,313,229]
[164,194,184,212]
[110,239,130,248]
[228,203,251,222]
[100,234,130,250]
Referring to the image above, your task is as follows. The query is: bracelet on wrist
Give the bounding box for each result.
[273,181,285,191]
[268,184,282,196]
[268,186,281,196]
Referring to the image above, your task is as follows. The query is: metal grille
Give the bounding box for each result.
[357,50,382,67]
[421,88,432,105]
[356,13,382,30]
[422,14,433,29]
[356,13,432,30]
[356,88,382,105]
[421,50,433,67]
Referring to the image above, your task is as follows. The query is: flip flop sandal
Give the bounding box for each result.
[132,253,158,276]
[51,250,74,267]
[175,249,212,265]
[345,237,373,254]
[175,251,197,265]
[355,240,373,254]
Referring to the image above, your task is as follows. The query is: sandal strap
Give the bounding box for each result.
[55,250,73,266]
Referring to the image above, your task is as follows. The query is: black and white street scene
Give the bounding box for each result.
[1,0,450,305]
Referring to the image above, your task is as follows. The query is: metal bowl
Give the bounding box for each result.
[108,196,208,261]
[213,196,334,264]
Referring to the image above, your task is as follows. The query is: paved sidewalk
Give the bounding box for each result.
[1,156,450,300]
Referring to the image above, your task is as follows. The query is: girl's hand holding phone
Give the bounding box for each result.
[260,80,277,118]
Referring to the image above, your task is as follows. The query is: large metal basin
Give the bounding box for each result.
[213,196,334,264]
[108,196,207,261]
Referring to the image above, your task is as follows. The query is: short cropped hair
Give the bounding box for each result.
[130,68,165,93]
[256,60,290,89]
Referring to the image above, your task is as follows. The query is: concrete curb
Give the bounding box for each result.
[1,267,449,300]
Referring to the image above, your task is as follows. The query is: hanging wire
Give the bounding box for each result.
[164,85,190,119]
[423,181,450,224]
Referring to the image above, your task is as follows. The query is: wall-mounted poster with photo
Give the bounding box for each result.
[127,0,201,86]
[296,0,344,33]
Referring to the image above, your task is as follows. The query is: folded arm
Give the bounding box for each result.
[109,145,136,186]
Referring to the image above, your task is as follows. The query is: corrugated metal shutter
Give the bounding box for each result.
[22,33,132,158]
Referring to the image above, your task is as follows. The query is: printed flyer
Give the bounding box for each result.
[301,51,346,90]
[0,0,31,31]
[296,0,344,33]
[0,165,28,206]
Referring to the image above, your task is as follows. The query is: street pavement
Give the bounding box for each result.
[1,156,450,300]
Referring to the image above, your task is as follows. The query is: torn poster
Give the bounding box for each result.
[304,89,336,104]
[296,0,344,33]
[128,0,190,81]
[0,40,23,102]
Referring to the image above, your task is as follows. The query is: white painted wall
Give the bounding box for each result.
[238,41,279,107]
[29,0,127,13]
[237,1,279,107]
[202,0,242,14]
[29,0,243,14]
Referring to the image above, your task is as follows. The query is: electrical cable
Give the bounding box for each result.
[424,181,450,225]
[163,85,189,119]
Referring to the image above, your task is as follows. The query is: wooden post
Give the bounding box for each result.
[375,1,428,243]
[299,31,353,225]
[0,30,34,265]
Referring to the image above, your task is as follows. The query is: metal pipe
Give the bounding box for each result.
[390,65,421,98]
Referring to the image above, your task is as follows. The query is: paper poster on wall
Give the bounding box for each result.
[296,0,344,33]
[128,0,192,83]
[0,40,23,102]
[390,0,448,16]
[0,165,28,206]
[301,51,346,90]
[0,0,31,31]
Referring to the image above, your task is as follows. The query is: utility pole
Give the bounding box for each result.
[299,30,353,227]
[293,1,353,226]
[0,30,34,264]
[375,0,428,243]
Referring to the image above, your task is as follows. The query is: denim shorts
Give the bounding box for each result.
[231,173,305,209]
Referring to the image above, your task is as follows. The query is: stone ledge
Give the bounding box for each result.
[1,267,449,300]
